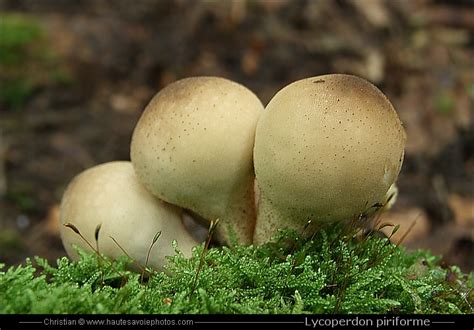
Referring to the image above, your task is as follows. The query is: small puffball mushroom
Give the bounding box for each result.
[59,161,197,271]
[253,74,406,245]
[131,77,263,245]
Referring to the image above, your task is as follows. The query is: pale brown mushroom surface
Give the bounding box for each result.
[131,77,263,245]
[253,74,406,244]
[59,161,197,271]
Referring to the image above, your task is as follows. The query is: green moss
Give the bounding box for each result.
[0,225,472,314]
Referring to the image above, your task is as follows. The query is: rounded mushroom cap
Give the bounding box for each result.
[130,77,262,233]
[254,74,406,224]
[59,161,197,271]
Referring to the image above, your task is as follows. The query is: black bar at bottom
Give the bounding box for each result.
[0,314,472,329]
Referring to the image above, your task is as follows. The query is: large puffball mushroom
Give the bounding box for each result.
[131,77,263,245]
[253,74,406,245]
[59,161,197,271]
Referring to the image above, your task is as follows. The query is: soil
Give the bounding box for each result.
[0,0,473,271]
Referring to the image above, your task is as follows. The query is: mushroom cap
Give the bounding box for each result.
[254,74,406,227]
[130,76,263,243]
[59,161,197,271]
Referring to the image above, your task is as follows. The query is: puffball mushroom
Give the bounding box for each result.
[253,74,406,245]
[131,77,263,245]
[59,161,197,271]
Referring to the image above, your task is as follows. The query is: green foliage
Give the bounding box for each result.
[0,225,472,314]
[0,14,72,109]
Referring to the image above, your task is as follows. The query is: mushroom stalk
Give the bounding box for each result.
[218,172,257,243]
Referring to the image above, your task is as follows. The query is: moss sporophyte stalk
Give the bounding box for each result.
[1,225,472,314]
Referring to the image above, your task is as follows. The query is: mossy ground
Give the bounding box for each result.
[0,224,472,314]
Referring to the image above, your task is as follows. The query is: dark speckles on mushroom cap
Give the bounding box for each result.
[254,74,406,223]
[130,76,263,221]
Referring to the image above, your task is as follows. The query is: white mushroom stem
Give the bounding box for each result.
[59,161,197,272]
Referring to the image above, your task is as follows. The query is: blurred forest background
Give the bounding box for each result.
[0,0,473,271]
